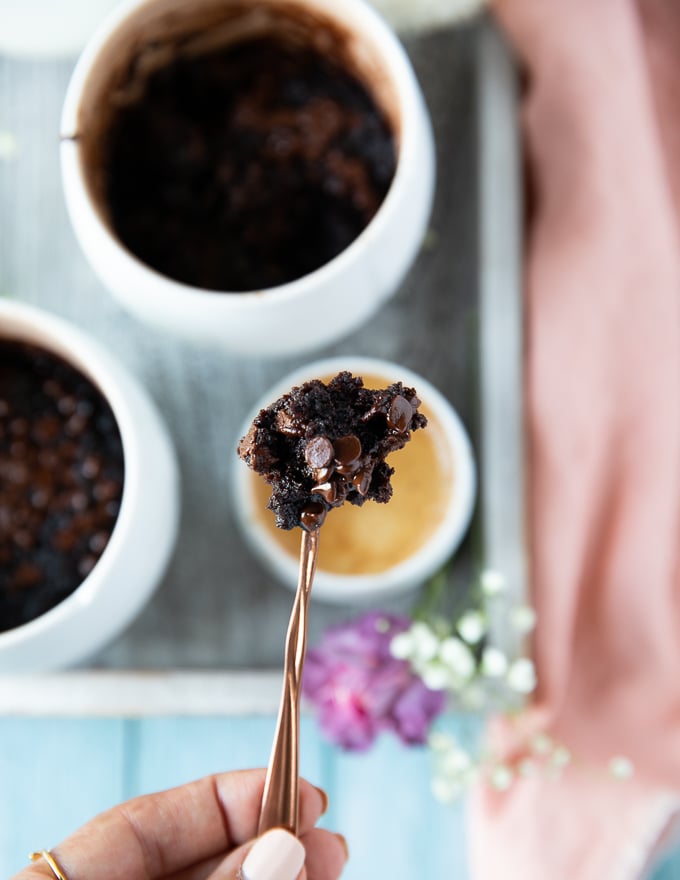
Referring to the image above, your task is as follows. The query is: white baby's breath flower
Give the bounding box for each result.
[510,605,537,635]
[440,747,473,777]
[410,621,440,662]
[480,569,507,597]
[431,775,464,804]
[481,646,509,678]
[418,635,477,692]
[431,735,479,802]
[609,756,635,780]
[506,658,537,694]
[421,662,452,692]
[439,637,476,681]
[489,764,514,791]
[530,733,553,755]
[390,631,415,660]
[456,610,486,645]
[550,746,572,769]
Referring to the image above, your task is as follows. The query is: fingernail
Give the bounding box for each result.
[241,828,305,880]
[314,785,329,815]
[335,833,349,861]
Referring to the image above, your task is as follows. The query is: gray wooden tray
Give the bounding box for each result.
[0,14,524,714]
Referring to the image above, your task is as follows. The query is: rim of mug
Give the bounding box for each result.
[60,0,430,307]
[0,299,179,658]
[232,356,477,603]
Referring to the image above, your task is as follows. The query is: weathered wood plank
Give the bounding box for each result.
[477,18,527,666]
[0,671,282,715]
[324,720,475,879]
[126,715,325,797]
[0,718,126,878]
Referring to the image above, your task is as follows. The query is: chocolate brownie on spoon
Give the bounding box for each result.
[238,370,425,835]
[237,370,426,530]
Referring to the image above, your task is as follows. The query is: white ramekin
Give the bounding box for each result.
[0,299,180,671]
[233,356,476,603]
[59,0,435,356]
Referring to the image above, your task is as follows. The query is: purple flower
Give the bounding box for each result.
[302,611,446,751]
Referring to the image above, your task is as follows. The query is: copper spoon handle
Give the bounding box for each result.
[258,527,319,835]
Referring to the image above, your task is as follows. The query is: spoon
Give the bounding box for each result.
[258,526,320,834]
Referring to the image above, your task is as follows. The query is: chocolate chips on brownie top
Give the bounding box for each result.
[237,371,426,531]
[0,341,124,632]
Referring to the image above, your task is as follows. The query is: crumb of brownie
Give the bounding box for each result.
[237,371,427,531]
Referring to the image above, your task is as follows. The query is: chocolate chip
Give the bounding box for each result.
[311,480,337,504]
[312,465,334,482]
[77,555,98,578]
[0,340,124,633]
[57,395,77,416]
[89,531,109,554]
[80,455,101,480]
[69,490,89,512]
[352,467,372,497]
[304,435,334,469]
[387,395,413,432]
[65,412,89,436]
[333,435,362,474]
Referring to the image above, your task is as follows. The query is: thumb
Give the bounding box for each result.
[207,828,306,880]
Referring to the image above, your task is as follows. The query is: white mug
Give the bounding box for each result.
[60,0,435,356]
[0,300,180,671]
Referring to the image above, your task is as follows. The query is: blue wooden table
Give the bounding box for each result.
[4,713,679,879]
[1,714,476,879]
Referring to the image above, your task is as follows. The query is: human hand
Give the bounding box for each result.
[15,768,348,880]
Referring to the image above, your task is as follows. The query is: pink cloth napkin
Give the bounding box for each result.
[469,1,680,876]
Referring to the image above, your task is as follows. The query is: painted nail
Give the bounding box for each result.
[314,785,329,815]
[241,828,305,880]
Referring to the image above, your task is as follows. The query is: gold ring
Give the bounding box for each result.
[29,851,68,880]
